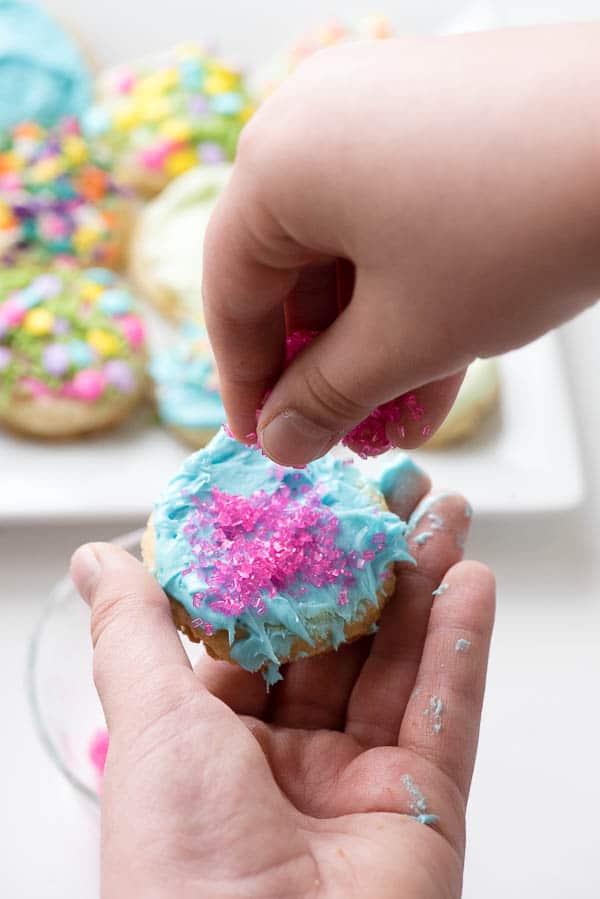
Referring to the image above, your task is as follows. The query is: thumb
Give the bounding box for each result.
[70,543,192,733]
[256,279,467,466]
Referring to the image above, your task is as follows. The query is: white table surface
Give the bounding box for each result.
[2,2,600,897]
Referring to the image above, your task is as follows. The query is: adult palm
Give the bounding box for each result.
[72,469,494,899]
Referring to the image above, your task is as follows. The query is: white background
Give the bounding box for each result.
[2,2,600,897]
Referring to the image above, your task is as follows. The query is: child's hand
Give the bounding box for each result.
[71,470,494,899]
[204,26,600,466]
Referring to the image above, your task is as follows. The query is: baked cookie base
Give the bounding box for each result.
[0,380,146,439]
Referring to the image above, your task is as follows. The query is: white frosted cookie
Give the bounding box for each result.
[423,359,500,448]
[129,164,231,320]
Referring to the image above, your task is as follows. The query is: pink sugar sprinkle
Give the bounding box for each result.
[404,394,425,421]
[338,589,348,606]
[181,480,379,617]
[284,330,427,458]
[191,616,214,636]
[285,328,320,363]
[421,424,432,438]
[89,728,109,779]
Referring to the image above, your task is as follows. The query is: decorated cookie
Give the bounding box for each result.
[84,44,253,196]
[0,0,92,129]
[0,119,134,269]
[142,429,411,686]
[422,359,500,448]
[149,322,225,448]
[0,265,146,438]
[130,163,231,319]
[255,14,393,98]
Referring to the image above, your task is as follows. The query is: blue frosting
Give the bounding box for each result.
[149,323,225,432]
[0,1,91,129]
[152,430,412,684]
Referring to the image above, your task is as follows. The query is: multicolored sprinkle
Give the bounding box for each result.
[84,43,254,188]
[0,118,129,267]
[0,266,145,405]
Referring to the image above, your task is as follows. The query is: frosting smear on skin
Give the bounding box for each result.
[152,429,412,685]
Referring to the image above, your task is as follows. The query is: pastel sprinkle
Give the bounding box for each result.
[0,346,11,370]
[432,583,449,596]
[414,531,433,546]
[66,368,106,401]
[104,359,135,393]
[42,343,70,376]
[455,638,471,653]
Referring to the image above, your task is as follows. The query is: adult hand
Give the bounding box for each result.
[71,469,494,898]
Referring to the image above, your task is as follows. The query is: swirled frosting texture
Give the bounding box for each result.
[0,1,91,129]
[152,430,411,684]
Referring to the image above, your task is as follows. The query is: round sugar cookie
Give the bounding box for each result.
[0,119,135,270]
[142,429,412,686]
[129,164,231,320]
[0,266,147,439]
[149,322,225,448]
[83,44,253,196]
[423,359,500,449]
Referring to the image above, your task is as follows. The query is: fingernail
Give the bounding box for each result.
[258,410,338,467]
[71,545,102,605]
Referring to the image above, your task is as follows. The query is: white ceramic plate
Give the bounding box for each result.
[0,330,583,521]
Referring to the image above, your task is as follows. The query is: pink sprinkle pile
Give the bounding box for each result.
[284,329,427,458]
[182,480,386,618]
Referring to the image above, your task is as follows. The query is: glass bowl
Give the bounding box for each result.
[27,529,203,805]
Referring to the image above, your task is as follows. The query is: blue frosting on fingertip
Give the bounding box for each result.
[152,430,412,684]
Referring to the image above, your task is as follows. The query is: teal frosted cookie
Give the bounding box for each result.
[149,322,225,448]
[142,429,412,685]
[0,0,91,129]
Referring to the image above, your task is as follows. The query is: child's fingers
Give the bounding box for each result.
[398,560,496,799]
[387,371,466,449]
[284,261,339,333]
[203,168,311,443]
[345,493,471,747]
